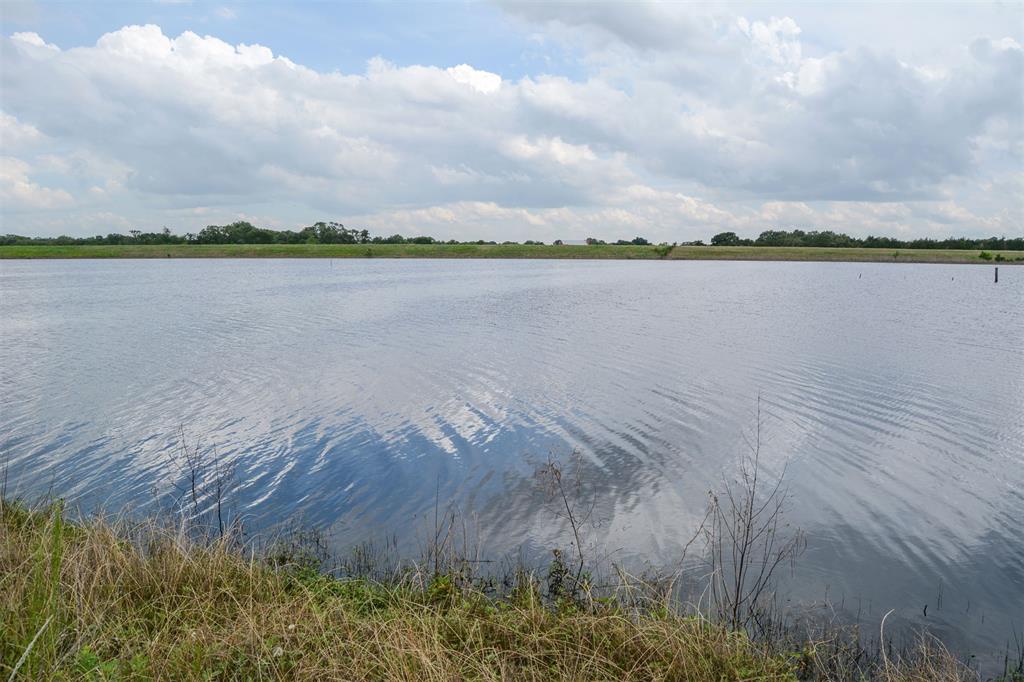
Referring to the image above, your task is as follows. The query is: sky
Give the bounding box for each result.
[1,1,1022,241]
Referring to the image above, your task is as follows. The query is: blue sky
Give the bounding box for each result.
[1,1,1021,240]
[2,1,587,85]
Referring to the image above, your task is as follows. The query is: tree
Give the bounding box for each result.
[755,230,803,247]
[711,231,742,246]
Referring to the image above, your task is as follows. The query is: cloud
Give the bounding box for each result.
[497,1,722,53]
[446,64,502,94]
[500,4,1022,202]
[0,157,74,210]
[0,111,44,149]
[0,13,1020,238]
[10,31,57,50]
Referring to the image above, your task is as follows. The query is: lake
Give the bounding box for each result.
[1,258,1021,664]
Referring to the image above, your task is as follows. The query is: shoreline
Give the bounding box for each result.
[2,243,1022,264]
[3,498,1001,681]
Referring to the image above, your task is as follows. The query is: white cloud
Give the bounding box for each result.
[10,32,58,50]
[738,16,802,68]
[0,13,1021,239]
[500,136,596,166]
[0,157,74,210]
[0,111,44,148]
[446,64,502,94]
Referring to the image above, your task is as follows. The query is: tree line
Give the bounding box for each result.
[0,221,529,246]
[1,222,423,246]
[1,222,1021,250]
[707,230,1023,250]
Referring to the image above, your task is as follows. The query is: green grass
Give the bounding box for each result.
[1,500,988,681]
[2,243,1022,263]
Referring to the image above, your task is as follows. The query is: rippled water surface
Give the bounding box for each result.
[2,259,1022,659]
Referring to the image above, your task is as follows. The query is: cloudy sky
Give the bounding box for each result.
[1,1,1021,241]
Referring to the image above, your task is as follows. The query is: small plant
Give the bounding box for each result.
[980,251,993,260]
[702,399,805,635]
[164,428,239,541]
[534,451,596,603]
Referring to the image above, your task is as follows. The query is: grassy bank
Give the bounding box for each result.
[2,500,993,681]
[0,500,796,680]
[1,243,1022,263]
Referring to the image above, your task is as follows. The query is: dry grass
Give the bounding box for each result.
[0,501,996,681]
[1,501,794,680]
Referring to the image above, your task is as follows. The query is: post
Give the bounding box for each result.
[995,267,998,283]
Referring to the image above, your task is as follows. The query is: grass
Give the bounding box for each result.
[1,500,793,680]
[0,499,996,681]
[1,243,1022,263]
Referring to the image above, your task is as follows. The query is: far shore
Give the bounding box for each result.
[1,243,1022,264]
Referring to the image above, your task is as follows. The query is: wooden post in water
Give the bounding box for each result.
[995,267,999,283]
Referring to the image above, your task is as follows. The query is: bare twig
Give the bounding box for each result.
[702,397,805,633]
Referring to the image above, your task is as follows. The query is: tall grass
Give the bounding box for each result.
[2,499,796,680]
[1,498,1000,681]
[4,418,1016,680]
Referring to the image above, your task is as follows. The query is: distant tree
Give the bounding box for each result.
[5,222,1019,252]
[553,239,564,245]
[755,230,803,247]
[711,231,742,246]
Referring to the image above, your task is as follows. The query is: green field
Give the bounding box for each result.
[1,242,1021,263]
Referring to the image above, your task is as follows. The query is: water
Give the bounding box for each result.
[2,258,1022,664]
